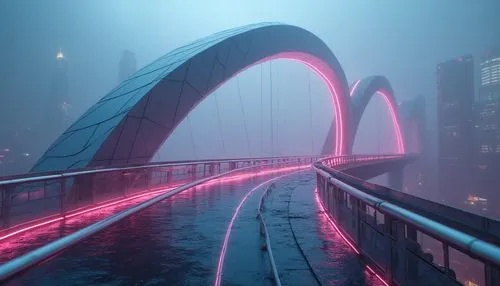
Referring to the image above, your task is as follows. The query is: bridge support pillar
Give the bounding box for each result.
[388,167,404,191]
[1,187,12,228]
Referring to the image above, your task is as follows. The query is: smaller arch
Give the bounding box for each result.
[350,76,405,154]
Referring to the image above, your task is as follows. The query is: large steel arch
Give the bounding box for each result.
[321,76,405,155]
[31,22,351,172]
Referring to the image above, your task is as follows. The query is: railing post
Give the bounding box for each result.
[59,177,66,215]
[385,214,395,285]
[1,186,13,229]
[190,165,196,180]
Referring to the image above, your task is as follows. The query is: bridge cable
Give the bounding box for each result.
[186,115,199,160]
[275,65,280,156]
[287,177,323,285]
[269,61,274,156]
[236,77,252,157]
[308,70,315,155]
[378,101,382,155]
[260,64,264,156]
[213,92,227,158]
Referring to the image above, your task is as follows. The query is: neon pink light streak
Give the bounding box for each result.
[377,89,405,154]
[350,80,361,96]
[214,169,308,286]
[0,217,64,242]
[366,266,390,286]
[315,189,390,286]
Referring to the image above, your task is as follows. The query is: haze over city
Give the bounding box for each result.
[0,1,499,285]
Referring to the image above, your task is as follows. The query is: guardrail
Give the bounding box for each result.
[0,156,319,238]
[314,155,500,286]
[257,183,282,286]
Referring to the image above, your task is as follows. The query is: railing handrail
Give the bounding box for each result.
[313,160,500,267]
[257,185,282,286]
[0,155,322,187]
[318,155,500,244]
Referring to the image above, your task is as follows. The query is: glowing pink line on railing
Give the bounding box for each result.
[215,165,309,286]
[377,89,405,154]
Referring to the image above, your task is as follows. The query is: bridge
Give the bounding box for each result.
[0,23,499,285]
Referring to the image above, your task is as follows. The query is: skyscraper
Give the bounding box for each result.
[473,49,500,213]
[436,55,475,205]
[118,50,137,83]
[479,48,500,101]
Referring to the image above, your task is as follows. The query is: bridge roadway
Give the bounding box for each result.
[2,169,383,285]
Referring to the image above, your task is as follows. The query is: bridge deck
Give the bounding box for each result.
[3,170,383,285]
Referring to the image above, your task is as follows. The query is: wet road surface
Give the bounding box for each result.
[5,170,383,286]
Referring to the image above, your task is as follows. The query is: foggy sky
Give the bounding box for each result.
[1,0,499,161]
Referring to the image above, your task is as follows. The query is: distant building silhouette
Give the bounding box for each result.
[118,50,137,83]
[436,55,475,205]
[46,50,70,132]
[399,95,427,197]
[473,48,500,213]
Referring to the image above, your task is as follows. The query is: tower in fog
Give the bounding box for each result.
[473,48,500,211]
[436,55,475,205]
[118,50,137,83]
[46,50,70,132]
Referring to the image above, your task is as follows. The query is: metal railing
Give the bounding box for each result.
[0,155,320,237]
[314,155,500,286]
[257,183,282,286]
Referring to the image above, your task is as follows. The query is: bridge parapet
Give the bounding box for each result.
[0,155,319,241]
[314,156,500,286]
